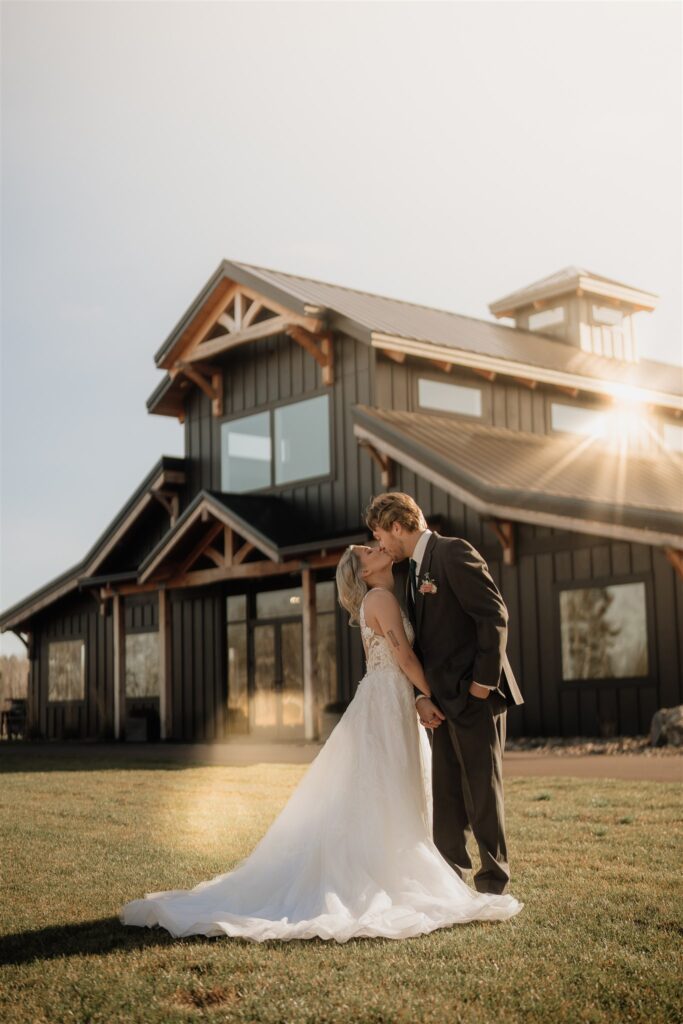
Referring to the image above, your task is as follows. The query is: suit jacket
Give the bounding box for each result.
[404,531,524,719]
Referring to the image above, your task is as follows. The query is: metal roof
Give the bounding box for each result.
[150,260,680,406]
[352,405,683,546]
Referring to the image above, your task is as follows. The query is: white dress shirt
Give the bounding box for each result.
[411,528,496,701]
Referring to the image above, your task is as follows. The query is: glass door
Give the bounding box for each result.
[250,620,305,739]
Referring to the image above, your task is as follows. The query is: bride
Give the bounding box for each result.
[119,544,523,942]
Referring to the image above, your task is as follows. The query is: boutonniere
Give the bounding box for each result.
[418,572,438,595]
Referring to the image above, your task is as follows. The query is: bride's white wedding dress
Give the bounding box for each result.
[119,587,523,942]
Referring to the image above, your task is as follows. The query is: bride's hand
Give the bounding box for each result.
[417,697,445,729]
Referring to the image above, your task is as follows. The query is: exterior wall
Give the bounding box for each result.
[32,591,113,740]
[169,584,226,742]
[375,353,674,456]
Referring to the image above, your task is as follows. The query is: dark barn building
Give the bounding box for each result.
[2,261,682,742]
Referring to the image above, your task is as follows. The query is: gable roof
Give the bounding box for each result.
[137,489,367,584]
[148,260,682,416]
[488,265,658,315]
[0,456,186,632]
[352,405,683,549]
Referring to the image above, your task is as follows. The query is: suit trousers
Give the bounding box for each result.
[429,692,510,895]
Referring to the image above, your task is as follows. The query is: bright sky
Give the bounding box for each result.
[1,0,681,657]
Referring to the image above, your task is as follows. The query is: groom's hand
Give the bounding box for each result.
[469,681,492,699]
[417,698,446,729]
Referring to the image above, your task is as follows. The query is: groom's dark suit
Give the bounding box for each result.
[404,531,524,895]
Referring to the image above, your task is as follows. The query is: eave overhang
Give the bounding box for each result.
[352,405,683,550]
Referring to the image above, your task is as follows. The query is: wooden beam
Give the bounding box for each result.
[211,370,223,417]
[233,540,255,565]
[511,376,538,390]
[152,490,180,525]
[430,360,453,374]
[320,332,334,386]
[285,326,335,385]
[149,552,342,590]
[185,316,292,361]
[471,367,497,381]
[175,362,221,408]
[177,520,225,576]
[380,347,406,364]
[489,519,516,566]
[112,593,125,740]
[242,298,263,329]
[664,548,683,581]
[224,526,234,567]
[554,384,580,398]
[358,439,394,487]
[161,279,238,369]
[158,587,172,740]
[302,568,318,740]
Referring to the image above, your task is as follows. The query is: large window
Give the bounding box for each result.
[559,581,649,682]
[48,639,85,701]
[125,632,160,697]
[220,395,330,493]
[221,411,271,492]
[417,378,482,417]
[275,395,330,485]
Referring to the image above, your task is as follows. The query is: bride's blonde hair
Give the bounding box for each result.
[336,545,368,627]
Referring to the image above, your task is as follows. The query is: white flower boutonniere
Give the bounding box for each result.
[418,572,438,595]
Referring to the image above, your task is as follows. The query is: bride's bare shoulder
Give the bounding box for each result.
[363,587,402,625]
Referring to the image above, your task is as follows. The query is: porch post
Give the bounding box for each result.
[158,587,172,740]
[112,593,125,740]
[301,568,318,740]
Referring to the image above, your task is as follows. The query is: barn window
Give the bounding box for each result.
[125,631,160,697]
[550,402,608,437]
[529,306,565,330]
[220,411,271,492]
[274,394,330,485]
[559,581,649,681]
[663,421,683,452]
[48,639,85,701]
[417,378,482,417]
[221,394,331,492]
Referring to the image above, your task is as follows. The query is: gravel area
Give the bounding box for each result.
[504,735,682,756]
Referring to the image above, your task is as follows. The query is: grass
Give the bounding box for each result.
[1,752,681,1024]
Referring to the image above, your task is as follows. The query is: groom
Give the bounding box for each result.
[364,492,524,895]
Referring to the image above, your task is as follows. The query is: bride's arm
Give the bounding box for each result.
[363,590,432,698]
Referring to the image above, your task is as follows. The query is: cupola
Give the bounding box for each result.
[488,266,658,363]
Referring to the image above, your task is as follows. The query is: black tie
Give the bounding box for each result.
[408,558,418,613]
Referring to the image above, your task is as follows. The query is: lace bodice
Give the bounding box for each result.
[359,587,415,674]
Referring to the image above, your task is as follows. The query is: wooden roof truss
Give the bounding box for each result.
[168,283,335,412]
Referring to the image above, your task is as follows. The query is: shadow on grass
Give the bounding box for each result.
[0,917,390,965]
[0,741,317,774]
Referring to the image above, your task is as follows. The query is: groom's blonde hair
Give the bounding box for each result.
[364,492,427,534]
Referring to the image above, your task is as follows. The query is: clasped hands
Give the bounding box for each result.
[417,681,491,729]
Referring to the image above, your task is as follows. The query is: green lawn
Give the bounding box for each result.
[1,752,681,1024]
